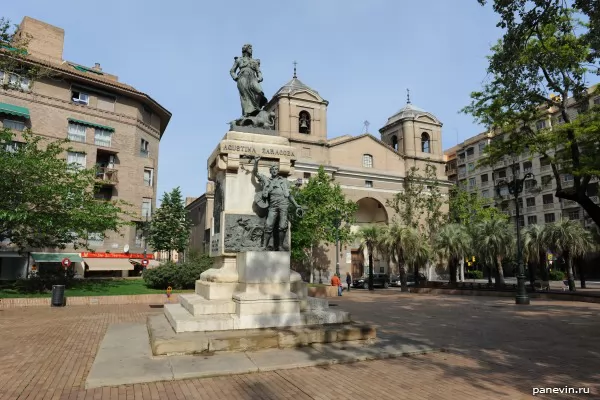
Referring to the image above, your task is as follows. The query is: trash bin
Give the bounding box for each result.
[51,285,65,307]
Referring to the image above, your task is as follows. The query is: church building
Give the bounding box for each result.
[186,70,451,280]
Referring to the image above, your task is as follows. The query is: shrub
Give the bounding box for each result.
[465,270,483,279]
[143,252,213,289]
[548,270,565,281]
[14,264,76,293]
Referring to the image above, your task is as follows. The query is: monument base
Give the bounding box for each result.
[163,251,355,335]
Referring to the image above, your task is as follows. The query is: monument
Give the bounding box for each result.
[153,44,375,354]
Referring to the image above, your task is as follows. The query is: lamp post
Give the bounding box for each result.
[495,161,534,305]
[333,209,342,278]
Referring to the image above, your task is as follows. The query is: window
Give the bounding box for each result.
[523,161,532,172]
[526,197,536,207]
[303,172,311,179]
[594,97,600,105]
[298,111,311,134]
[481,174,489,183]
[467,162,475,172]
[541,175,552,187]
[536,120,547,130]
[540,157,551,167]
[3,119,25,131]
[365,180,373,188]
[481,189,489,198]
[391,135,398,151]
[527,216,537,225]
[71,90,89,105]
[517,215,525,228]
[568,210,580,221]
[140,138,150,157]
[362,154,373,168]
[458,166,466,175]
[498,170,506,179]
[135,224,144,247]
[421,132,431,153]
[466,147,474,156]
[478,141,487,152]
[67,151,86,169]
[143,168,153,187]
[468,177,476,188]
[542,194,553,204]
[544,213,555,223]
[87,232,104,247]
[499,186,509,196]
[94,128,112,147]
[524,179,536,189]
[141,198,152,218]
[67,122,86,142]
[562,174,574,182]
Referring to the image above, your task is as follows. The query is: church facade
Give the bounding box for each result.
[186,72,451,280]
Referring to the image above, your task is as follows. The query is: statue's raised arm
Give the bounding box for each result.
[252,156,267,186]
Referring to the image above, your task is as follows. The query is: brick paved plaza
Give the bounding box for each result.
[1,292,599,399]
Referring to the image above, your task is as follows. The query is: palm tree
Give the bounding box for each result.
[410,233,432,286]
[383,223,414,292]
[472,219,513,288]
[522,224,549,290]
[434,224,471,284]
[357,225,384,291]
[543,219,594,292]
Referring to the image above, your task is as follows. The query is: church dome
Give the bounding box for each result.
[383,102,441,126]
[275,77,321,97]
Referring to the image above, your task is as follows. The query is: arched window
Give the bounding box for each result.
[298,111,311,134]
[391,135,398,151]
[421,132,431,153]
[362,154,373,168]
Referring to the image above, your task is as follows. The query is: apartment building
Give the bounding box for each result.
[0,17,171,279]
[444,89,600,232]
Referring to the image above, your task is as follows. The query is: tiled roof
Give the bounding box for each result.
[275,77,320,96]
[327,133,400,155]
[383,103,441,126]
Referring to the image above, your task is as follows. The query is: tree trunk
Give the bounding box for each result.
[449,257,457,284]
[579,259,587,289]
[368,252,374,291]
[399,264,408,292]
[494,259,505,288]
[413,263,419,287]
[565,251,576,292]
[528,261,536,292]
[487,264,493,285]
[539,251,549,280]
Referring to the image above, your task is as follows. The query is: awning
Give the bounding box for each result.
[84,258,134,271]
[0,102,30,119]
[67,118,114,132]
[31,253,83,263]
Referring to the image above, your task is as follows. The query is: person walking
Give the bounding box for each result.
[346,272,352,292]
[331,274,342,296]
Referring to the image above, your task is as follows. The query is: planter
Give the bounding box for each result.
[307,285,338,298]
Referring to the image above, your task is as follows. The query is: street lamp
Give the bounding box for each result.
[495,160,535,305]
[333,209,342,278]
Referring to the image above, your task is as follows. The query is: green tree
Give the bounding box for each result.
[387,164,446,240]
[434,224,472,284]
[543,218,594,291]
[522,224,550,288]
[148,187,191,261]
[448,186,507,226]
[357,225,385,291]
[464,0,600,225]
[290,166,357,281]
[472,219,514,287]
[0,131,131,251]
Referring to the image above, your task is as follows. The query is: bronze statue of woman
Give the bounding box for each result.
[230,44,268,118]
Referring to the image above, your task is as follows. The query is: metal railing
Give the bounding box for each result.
[95,167,118,184]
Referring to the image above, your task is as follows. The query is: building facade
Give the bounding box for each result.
[187,72,451,280]
[444,89,600,232]
[0,17,171,279]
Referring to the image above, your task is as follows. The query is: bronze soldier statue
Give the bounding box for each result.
[252,156,304,251]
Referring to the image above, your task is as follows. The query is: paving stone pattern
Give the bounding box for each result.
[1,293,599,399]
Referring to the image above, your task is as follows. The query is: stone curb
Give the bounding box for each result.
[0,294,181,308]
[412,288,600,304]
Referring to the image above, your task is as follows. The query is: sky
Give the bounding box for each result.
[6,0,507,201]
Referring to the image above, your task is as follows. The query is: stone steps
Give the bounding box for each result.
[148,314,375,356]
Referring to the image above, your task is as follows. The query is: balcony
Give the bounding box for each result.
[458,172,467,179]
[526,205,537,213]
[562,199,578,208]
[543,203,554,210]
[446,168,457,176]
[481,181,490,187]
[95,167,118,185]
[466,154,475,161]
[541,164,551,171]
[457,158,466,166]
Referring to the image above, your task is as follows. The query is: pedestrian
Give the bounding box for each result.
[331,274,342,296]
[346,272,352,292]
